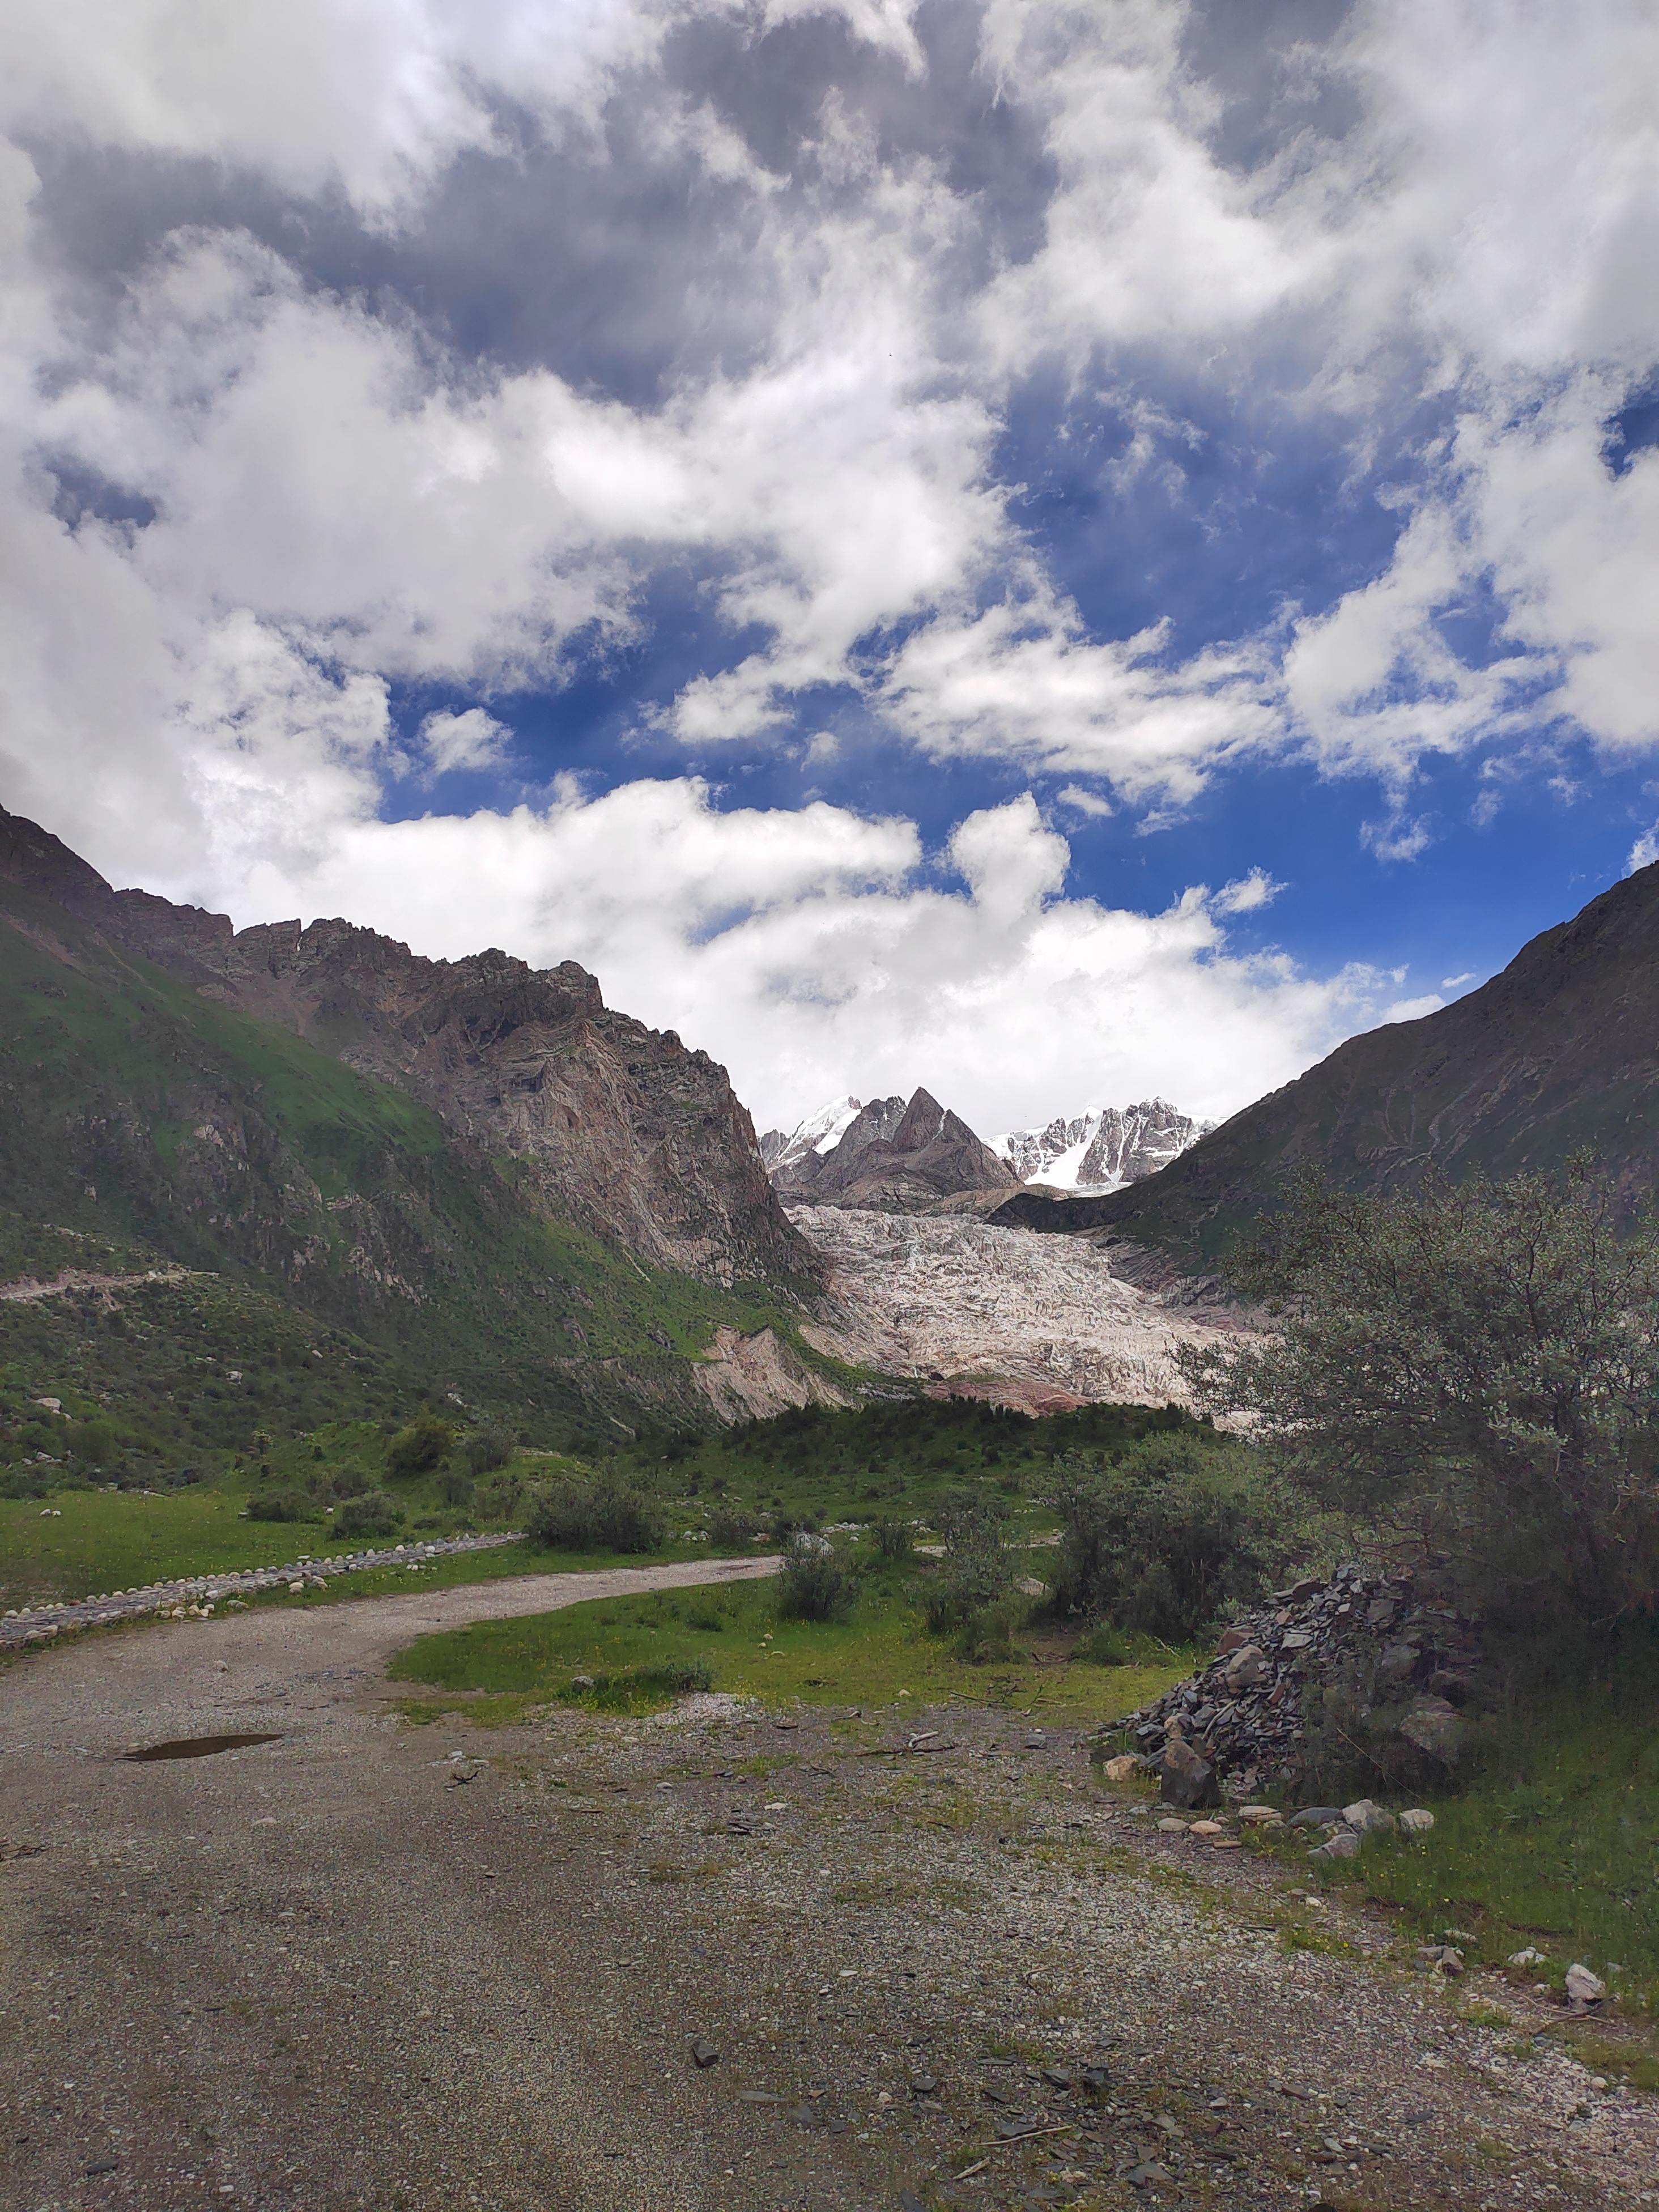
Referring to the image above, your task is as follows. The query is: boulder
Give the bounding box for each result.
[1308,1828,1360,1861]
[1158,1736,1218,1809]
[1398,1807,1435,1836]
[1341,1798,1397,1835]
[1565,1963,1606,2009]
[1398,1697,1466,1765]
[1100,1753,1141,1783]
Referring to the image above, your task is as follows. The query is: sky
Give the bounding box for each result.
[3,0,1658,1141]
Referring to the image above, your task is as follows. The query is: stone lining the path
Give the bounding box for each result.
[1,1531,525,1649]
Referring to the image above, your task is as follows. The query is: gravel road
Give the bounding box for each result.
[3,1563,1654,2212]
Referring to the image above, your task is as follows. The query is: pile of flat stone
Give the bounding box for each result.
[0,1530,524,1649]
[1112,1563,1483,1805]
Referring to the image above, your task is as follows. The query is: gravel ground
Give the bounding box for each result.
[2,1564,1655,2212]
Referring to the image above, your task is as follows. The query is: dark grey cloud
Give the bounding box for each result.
[23,2,1060,410]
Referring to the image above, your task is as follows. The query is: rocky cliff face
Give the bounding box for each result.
[769,1088,1015,1212]
[1001,861,1659,1257]
[992,1100,1210,1193]
[0,807,812,1290]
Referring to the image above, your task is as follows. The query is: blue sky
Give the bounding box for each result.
[4,1,1657,1134]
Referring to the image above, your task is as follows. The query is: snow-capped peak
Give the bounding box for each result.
[990,1100,1210,1194]
[759,1095,865,1172]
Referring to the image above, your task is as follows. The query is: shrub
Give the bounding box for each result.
[922,1491,1014,1634]
[868,1516,913,1562]
[776,1531,851,1621]
[64,1418,120,1466]
[462,1422,514,1477]
[385,1412,456,1481]
[436,1465,475,1508]
[770,1509,819,1545]
[559,1659,713,1711]
[245,1487,313,1524]
[1045,1434,1288,1641]
[525,1476,665,1554]
[705,1504,759,1551]
[1182,1163,1659,1624]
[475,1467,527,1521]
[335,1491,402,1539]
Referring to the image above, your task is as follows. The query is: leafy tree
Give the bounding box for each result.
[1045,1433,1290,1640]
[1181,1165,1659,1622]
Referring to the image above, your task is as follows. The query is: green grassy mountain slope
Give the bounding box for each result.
[0,856,825,1449]
[992,859,1659,1257]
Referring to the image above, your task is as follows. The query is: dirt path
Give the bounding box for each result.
[3,1563,1653,2212]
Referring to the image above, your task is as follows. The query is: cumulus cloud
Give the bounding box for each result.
[418,708,512,776]
[133,777,1382,1133]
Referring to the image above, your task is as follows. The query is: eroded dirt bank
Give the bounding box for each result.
[2,1569,1653,2212]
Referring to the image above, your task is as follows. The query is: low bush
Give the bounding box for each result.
[776,1531,851,1621]
[705,1503,759,1551]
[1045,1433,1291,1641]
[475,1467,528,1521]
[462,1423,514,1477]
[558,1658,713,1711]
[334,1491,402,1539]
[867,1516,913,1562]
[436,1465,475,1508]
[245,1487,313,1524]
[385,1412,455,1481]
[525,1476,665,1555]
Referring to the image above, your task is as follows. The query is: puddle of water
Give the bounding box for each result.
[124,1733,284,1762]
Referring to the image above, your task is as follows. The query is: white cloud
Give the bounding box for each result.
[418,708,512,776]
[1210,867,1283,916]
[103,773,1392,1135]
[1380,992,1444,1024]
[1628,826,1659,875]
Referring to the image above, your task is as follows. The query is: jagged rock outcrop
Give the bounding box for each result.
[769,1088,1015,1213]
[0,806,811,1289]
[990,1100,1210,1193]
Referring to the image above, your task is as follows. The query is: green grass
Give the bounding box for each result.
[1279,1686,1659,2022]
[0,1482,354,1607]
[386,1564,1189,1723]
[609,1394,1212,1535]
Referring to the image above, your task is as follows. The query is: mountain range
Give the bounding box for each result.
[762,1091,1207,1210]
[0,806,825,1439]
[994,857,1659,1256]
[989,1101,1210,1193]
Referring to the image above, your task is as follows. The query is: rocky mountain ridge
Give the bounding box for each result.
[765,1088,1015,1213]
[999,860,1659,1256]
[0,807,807,1290]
